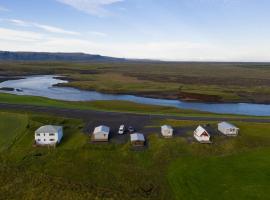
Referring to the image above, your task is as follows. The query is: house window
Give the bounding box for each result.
[49,133,55,136]
[49,139,55,141]
[37,139,41,141]
[44,139,46,141]
[36,133,40,136]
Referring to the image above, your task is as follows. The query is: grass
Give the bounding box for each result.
[0,112,172,199]
[168,148,270,200]
[0,93,269,119]
[1,61,270,103]
[0,112,28,152]
[0,110,270,199]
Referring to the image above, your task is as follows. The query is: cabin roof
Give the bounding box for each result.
[130,133,145,142]
[194,125,210,137]
[218,122,238,129]
[161,125,173,130]
[94,125,110,135]
[35,125,62,134]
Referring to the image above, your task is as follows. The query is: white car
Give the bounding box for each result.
[118,125,125,134]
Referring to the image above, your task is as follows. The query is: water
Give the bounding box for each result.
[0,75,269,116]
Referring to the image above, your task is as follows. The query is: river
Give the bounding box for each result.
[0,75,269,116]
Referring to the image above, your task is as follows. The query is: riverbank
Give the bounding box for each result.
[0,92,270,119]
[58,76,270,104]
[0,75,269,116]
[0,61,270,104]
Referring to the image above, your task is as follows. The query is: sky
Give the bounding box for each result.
[0,0,270,61]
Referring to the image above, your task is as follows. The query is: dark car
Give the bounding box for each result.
[128,126,135,133]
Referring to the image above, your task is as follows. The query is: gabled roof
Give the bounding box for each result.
[218,122,238,129]
[130,133,145,142]
[35,125,62,134]
[161,125,173,130]
[94,125,110,135]
[194,125,210,137]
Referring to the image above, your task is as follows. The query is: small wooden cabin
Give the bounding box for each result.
[130,133,145,147]
[161,125,173,138]
[194,125,211,143]
[218,122,239,136]
[92,125,110,142]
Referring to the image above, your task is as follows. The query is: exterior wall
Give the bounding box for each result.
[57,128,63,141]
[161,129,173,137]
[93,133,109,141]
[218,124,239,136]
[194,133,210,143]
[35,132,58,145]
[131,140,144,146]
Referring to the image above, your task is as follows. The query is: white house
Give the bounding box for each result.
[194,125,211,143]
[218,122,239,136]
[92,125,110,142]
[161,125,173,138]
[130,133,145,147]
[35,125,63,146]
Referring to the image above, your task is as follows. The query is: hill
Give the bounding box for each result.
[0,51,127,62]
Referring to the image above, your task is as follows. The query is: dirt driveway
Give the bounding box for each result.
[0,103,269,144]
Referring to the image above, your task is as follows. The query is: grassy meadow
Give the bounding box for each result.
[1,61,270,103]
[0,110,270,199]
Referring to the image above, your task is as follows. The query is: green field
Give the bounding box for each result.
[0,110,270,199]
[0,112,28,151]
[0,93,269,119]
[1,61,270,103]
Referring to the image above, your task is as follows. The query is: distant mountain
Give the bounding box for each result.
[0,51,127,62]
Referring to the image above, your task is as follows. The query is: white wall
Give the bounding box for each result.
[161,128,173,137]
[35,129,63,145]
[93,132,109,140]
[218,124,239,136]
[194,134,210,143]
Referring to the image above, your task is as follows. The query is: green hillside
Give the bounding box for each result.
[0,111,269,199]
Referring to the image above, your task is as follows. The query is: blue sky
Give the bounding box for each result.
[0,0,269,61]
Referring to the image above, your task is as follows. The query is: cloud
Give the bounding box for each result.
[5,19,80,35]
[0,28,44,42]
[8,19,29,27]
[0,27,270,62]
[32,23,80,35]
[56,0,124,16]
[87,31,107,37]
[0,6,9,12]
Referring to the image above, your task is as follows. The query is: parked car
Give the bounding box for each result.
[128,126,135,133]
[118,125,125,134]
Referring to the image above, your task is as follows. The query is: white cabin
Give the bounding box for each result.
[35,125,63,146]
[130,133,145,146]
[92,125,110,142]
[194,125,211,143]
[218,122,239,136]
[161,125,173,138]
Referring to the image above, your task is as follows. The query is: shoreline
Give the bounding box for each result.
[57,81,270,105]
[1,74,270,105]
